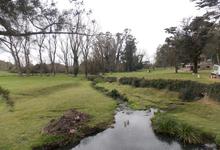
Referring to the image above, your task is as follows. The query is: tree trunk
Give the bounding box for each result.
[217,53,220,65]
[85,58,88,77]
[39,47,43,76]
[193,58,198,74]
[73,55,79,77]
[175,65,178,73]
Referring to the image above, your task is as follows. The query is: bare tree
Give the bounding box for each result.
[0,36,23,75]
[46,33,57,76]
[35,34,46,75]
[22,36,31,75]
[69,12,83,77]
[58,36,70,74]
[115,29,130,71]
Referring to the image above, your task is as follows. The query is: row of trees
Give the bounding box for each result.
[0,0,144,76]
[155,0,220,73]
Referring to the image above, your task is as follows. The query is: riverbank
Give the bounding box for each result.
[95,78,220,147]
[0,75,117,150]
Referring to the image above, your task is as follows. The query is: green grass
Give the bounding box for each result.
[1,68,220,148]
[96,82,181,110]
[107,68,220,84]
[169,99,220,145]
[0,75,117,150]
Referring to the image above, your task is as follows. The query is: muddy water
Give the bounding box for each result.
[72,108,216,150]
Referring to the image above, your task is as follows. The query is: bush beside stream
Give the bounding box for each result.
[119,77,220,102]
[151,113,213,144]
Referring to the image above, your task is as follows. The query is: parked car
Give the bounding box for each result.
[210,65,220,78]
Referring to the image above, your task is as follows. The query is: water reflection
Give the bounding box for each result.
[72,109,216,150]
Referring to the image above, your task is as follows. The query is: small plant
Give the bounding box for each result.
[104,77,117,83]
[208,83,220,102]
[108,89,121,99]
[87,75,103,81]
[0,86,13,107]
[152,113,205,144]
[0,86,9,100]
[177,122,201,144]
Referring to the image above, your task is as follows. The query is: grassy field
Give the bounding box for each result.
[96,82,180,110]
[0,75,116,150]
[1,68,220,149]
[107,68,220,84]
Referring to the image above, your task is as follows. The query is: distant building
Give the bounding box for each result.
[198,54,212,70]
[181,54,213,71]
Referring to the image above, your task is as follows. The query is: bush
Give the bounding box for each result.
[108,89,121,99]
[208,83,220,102]
[131,78,142,87]
[87,75,103,81]
[119,77,134,85]
[179,86,205,102]
[119,77,207,101]
[0,86,13,107]
[107,89,128,102]
[104,77,117,83]
[152,113,205,144]
[0,86,10,101]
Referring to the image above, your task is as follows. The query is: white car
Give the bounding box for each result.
[211,65,220,78]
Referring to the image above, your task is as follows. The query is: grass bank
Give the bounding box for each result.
[96,79,220,146]
[0,75,117,150]
[106,68,220,84]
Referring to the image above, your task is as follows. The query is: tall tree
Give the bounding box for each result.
[122,35,137,72]
[184,17,213,73]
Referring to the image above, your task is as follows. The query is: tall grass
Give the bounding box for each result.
[0,86,13,107]
[151,113,210,144]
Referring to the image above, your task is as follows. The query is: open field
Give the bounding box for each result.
[1,68,220,149]
[0,75,116,150]
[106,68,220,84]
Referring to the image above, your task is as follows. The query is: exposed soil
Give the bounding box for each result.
[43,109,89,136]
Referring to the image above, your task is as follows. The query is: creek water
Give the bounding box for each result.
[71,106,217,150]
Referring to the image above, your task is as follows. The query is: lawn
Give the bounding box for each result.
[96,82,180,110]
[0,75,117,150]
[106,68,220,84]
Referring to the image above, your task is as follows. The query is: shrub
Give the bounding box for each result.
[108,89,121,99]
[152,113,178,136]
[0,86,13,107]
[87,75,103,81]
[131,78,142,87]
[179,86,205,102]
[177,123,203,144]
[119,77,207,101]
[119,77,134,85]
[208,83,220,102]
[0,86,10,100]
[107,89,128,102]
[152,113,205,144]
[104,77,117,83]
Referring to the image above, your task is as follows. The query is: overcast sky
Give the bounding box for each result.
[57,0,204,61]
[0,0,203,62]
[85,0,204,60]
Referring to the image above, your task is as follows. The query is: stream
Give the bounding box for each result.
[71,104,217,150]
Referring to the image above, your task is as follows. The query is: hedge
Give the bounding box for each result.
[119,77,220,102]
